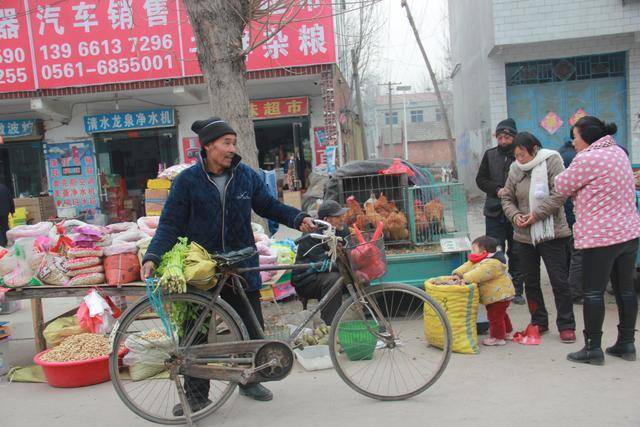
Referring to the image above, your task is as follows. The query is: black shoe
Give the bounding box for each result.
[567,347,605,365]
[239,383,273,401]
[605,342,636,361]
[172,398,212,417]
[567,331,604,366]
[512,295,526,305]
[476,322,489,336]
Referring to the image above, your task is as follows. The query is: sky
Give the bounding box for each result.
[375,0,450,93]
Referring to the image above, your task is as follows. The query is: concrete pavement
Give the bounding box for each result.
[1,204,639,426]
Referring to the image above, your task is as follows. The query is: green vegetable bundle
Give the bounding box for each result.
[157,237,189,293]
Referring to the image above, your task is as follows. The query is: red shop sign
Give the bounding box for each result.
[0,1,336,93]
[250,97,309,120]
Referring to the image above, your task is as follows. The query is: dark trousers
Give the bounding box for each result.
[581,239,638,346]
[295,272,342,325]
[567,237,583,300]
[516,238,576,331]
[486,300,512,340]
[486,215,523,295]
[185,286,265,403]
[0,215,8,247]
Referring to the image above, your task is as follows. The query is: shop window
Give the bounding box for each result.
[94,128,179,192]
[384,112,399,125]
[410,110,423,123]
[506,52,626,86]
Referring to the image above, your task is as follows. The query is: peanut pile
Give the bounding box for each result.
[141,329,168,341]
[41,333,110,363]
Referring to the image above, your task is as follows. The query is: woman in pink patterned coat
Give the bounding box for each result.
[555,116,640,365]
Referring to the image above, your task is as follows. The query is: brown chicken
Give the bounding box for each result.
[356,193,384,231]
[424,198,445,222]
[374,192,396,218]
[384,210,410,241]
[414,200,428,236]
[344,195,363,226]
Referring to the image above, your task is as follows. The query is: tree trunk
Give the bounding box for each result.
[182,0,259,171]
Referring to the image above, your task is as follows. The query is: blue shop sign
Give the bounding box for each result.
[84,109,174,134]
[0,119,36,138]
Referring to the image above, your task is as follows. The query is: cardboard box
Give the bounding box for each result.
[145,189,168,216]
[282,191,302,210]
[14,196,56,224]
[147,178,172,190]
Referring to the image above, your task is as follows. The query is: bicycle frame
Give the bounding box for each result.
[180,239,394,353]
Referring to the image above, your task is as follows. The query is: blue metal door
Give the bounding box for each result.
[506,54,628,150]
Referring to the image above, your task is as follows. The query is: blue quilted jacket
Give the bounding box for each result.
[144,154,306,291]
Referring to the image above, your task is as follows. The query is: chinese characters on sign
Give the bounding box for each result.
[0,0,36,92]
[250,97,309,120]
[44,141,100,214]
[0,1,336,92]
[0,119,36,138]
[84,109,174,134]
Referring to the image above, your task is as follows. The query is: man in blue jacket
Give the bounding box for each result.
[142,117,314,414]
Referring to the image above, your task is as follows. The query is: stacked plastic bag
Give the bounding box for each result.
[252,223,296,283]
[0,216,162,289]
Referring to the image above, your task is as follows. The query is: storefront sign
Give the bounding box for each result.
[250,97,309,120]
[44,141,100,214]
[325,145,337,174]
[84,109,174,134]
[0,1,36,92]
[0,119,36,138]
[0,1,336,93]
[181,137,200,164]
[313,127,328,170]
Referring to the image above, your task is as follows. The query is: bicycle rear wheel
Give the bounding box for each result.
[109,289,247,425]
[329,283,451,401]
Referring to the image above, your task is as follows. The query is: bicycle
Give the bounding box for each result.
[109,219,452,426]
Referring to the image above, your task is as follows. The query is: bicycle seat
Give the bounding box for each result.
[213,247,257,265]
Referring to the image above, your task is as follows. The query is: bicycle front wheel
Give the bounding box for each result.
[109,290,248,425]
[329,283,452,401]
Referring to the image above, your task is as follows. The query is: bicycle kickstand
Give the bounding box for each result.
[171,367,196,427]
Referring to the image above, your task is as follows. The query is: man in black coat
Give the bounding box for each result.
[292,200,350,325]
[0,183,14,247]
[476,118,525,304]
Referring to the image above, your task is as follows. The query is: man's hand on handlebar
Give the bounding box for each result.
[299,217,316,233]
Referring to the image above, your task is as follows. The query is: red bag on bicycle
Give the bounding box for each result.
[350,222,386,281]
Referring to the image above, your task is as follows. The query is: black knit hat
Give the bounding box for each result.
[495,118,517,137]
[191,117,236,146]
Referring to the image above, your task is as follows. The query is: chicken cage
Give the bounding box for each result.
[337,173,411,245]
[336,174,468,247]
[407,183,468,245]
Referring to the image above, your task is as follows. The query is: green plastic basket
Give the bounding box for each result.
[337,320,379,361]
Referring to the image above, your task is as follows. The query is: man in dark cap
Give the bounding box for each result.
[476,118,525,305]
[142,117,315,415]
[292,200,350,325]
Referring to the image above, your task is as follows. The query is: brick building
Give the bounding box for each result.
[449,0,640,194]
[375,91,455,174]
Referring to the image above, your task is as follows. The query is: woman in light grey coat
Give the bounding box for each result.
[500,132,576,343]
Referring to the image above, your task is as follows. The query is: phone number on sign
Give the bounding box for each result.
[40,55,176,80]
[39,36,174,60]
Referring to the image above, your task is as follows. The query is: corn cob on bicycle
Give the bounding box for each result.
[109,220,452,425]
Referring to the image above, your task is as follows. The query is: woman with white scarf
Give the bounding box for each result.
[500,132,576,343]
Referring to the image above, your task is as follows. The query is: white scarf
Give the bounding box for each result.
[515,148,559,245]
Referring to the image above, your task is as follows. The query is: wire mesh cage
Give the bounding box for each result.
[345,231,387,281]
[407,183,469,245]
[337,174,411,246]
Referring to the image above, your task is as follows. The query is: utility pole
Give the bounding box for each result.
[401,0,457,178]
[379,81,401,155]
[352,49,368,159]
